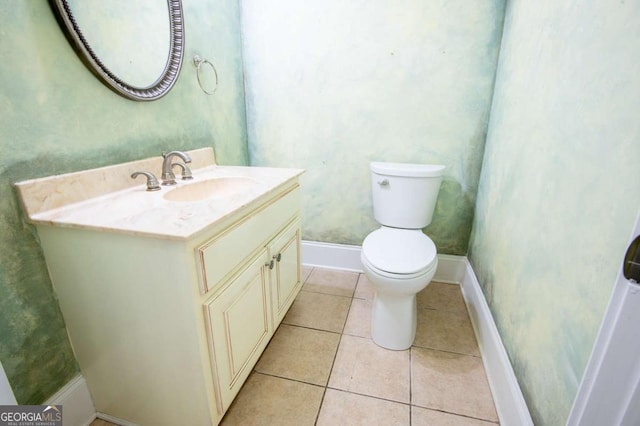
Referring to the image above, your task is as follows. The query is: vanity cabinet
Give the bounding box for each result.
[199,211,302,414]
[29,178,302,425]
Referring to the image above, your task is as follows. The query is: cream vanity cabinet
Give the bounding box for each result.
[197,188,302,415]
[28,173,302,426]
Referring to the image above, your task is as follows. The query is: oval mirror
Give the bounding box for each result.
[623,235,640,282]
[49,0,184,101]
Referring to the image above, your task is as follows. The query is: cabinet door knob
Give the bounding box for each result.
[265,260,275,270]
[273,253,282,262]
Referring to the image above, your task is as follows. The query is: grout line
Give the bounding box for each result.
[410,343,482,359]
[314,387,327,425]
[251,371,325,390]
[417,305,473,315]
[324,386,412,407]
[246,266,497,424]
[279,322,343,336]
[409,345,413,425]
[411,405,501,424]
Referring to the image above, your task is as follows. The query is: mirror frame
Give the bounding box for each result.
[50,0,184,101]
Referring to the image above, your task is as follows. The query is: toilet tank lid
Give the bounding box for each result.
[371,162,446,178]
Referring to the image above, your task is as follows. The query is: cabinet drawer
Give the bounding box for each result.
[197,186,299,295]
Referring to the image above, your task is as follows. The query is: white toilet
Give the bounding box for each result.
[361,162,445,350]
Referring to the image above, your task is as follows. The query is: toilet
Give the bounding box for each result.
[361,162,445,350]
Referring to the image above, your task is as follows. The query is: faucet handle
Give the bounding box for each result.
[172,162,193,180]
[131,171,161,191]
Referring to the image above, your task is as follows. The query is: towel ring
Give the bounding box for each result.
[193,55,218,95]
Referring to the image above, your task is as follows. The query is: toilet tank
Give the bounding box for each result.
[370,162,445,229]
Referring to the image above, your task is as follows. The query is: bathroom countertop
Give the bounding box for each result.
[15,147,304,240]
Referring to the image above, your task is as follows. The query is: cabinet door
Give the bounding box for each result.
[204,250,272,413]
[270,219,302,325]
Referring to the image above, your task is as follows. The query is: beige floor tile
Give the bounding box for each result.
[255,324,340,386]
[329,335,410,403]
[301,265,313,283]
[343,297,371,338]
[354,274,374,300]
[414,308,480,356]
[221,373,324,426]
[417,282,467,313]
[411,347,498,422]
[303,267,359,297]
[317,388,410,426]
[283,290,351,332]
[412,406,496,425]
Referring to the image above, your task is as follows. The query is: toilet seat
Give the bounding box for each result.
[361,255,436,280]
[361,227,437,277]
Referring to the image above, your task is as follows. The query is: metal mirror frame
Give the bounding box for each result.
[49,0,184,101]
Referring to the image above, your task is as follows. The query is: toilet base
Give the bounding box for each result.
[371,293,417,351]
[361,246,437,351]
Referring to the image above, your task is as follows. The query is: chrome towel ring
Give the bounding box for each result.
[193,55,218,95]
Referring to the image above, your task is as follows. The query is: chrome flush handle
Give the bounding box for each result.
[378,179,389,186]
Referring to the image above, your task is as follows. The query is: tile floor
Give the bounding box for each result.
[222,266,498,425]
[92,266,498,425]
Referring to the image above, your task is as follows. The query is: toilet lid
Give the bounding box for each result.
[362,228,437,275]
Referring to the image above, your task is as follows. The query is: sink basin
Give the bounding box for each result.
[163,177,258,202]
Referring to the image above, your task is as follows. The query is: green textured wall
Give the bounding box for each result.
[468,0,640,423]
[0,1,247,403]
[241,0,506,254]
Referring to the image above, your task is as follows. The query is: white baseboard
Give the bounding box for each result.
[95,412,137,426]
[302,240,363,272]
[433,254,466,284]
[45,374,95,426]
[460,260,533,426]
[301,240,467,283]
[302,240,533,424]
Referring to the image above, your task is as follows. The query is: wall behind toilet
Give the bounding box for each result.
[469,0,640,423]
[0,2,247,403]
[241,0,506,254]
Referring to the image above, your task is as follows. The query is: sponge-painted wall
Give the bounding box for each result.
[241,0,506,254]
[469,0,640,423]
[0,1,247,403]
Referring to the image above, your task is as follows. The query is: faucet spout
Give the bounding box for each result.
[161,151,192,185]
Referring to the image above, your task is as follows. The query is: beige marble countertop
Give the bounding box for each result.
[16,148,304,240]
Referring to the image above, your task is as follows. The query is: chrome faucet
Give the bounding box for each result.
[172,161,193,180]
[161,151,192,185]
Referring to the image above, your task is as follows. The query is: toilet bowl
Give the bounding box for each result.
[362,227,438,350]
[362,162,445,350]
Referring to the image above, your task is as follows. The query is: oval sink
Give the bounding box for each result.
[163,177,258,202]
